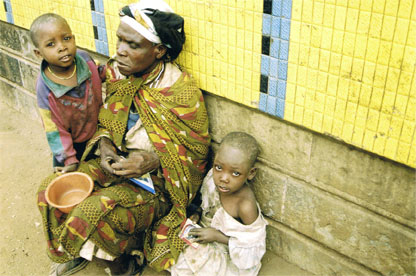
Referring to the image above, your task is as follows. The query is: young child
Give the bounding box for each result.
[30,13,102,173]
[171,132,268,276]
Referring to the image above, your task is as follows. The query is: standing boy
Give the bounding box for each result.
[30,13,102,172]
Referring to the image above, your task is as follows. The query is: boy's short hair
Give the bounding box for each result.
[219,132,260,167]
[30,13,68,47]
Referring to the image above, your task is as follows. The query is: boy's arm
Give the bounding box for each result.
[38,107,78,166]
[37,83,78,166]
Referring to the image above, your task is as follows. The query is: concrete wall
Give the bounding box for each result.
[1,20,415,276]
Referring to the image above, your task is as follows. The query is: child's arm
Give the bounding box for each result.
[38,107,79,167]
[37,83,79,167]
[188,227,230,245]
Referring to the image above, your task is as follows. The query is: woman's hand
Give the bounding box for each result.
[100,137,121,174]
[111,151,160,178]
[188,227,230,245]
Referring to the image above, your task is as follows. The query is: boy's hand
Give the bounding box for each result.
[55,163,78,173]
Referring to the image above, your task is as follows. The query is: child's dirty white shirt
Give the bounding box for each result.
[171,168,268,276]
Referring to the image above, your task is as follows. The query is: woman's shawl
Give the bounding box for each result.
[83,61,210,271]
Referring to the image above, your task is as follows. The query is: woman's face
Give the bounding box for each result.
[115,21,161,76]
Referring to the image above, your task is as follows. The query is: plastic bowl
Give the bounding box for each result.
[45,172,93,213]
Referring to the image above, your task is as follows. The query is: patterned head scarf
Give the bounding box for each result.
[119,0,186,60]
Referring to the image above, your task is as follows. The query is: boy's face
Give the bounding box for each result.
[212,144,256,196]
[34,19,76,69]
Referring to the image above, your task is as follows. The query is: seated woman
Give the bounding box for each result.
[36,0,210,275]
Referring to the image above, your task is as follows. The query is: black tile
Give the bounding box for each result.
[262,35,270,56]
[93,26,98,39]
[90,0,95,11]
[3,1,8,12]
[260,75,268,93]
[263,0,272,14]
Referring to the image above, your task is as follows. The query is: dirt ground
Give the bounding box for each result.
[0,100,308,276]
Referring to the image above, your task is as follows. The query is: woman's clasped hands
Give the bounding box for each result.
[100,137,160,178]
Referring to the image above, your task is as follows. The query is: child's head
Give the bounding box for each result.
[213,132,260,195]
[30,13,76,68]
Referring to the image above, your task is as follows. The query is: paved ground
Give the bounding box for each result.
[0,100,308,276]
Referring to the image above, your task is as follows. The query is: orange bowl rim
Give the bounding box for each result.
[45,172,93,209]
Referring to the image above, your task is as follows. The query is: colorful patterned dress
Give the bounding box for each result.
[36,60,210,271]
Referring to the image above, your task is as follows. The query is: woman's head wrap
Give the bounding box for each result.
[119,0,185,60]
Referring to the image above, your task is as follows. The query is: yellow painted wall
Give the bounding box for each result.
[285,0,415,167]
[0,2,6,22]
[11,0,95,50]
[3,0,415,168]
[102,0,263,107]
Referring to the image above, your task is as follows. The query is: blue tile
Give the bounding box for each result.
[101,15,106,28]
[268,77,278,96]
[271,16,281,38]
[277,80,286,99]
[103,44,109,56]
[262,14,271,36]
[6,13,14,24]
[281,18,291,40]
[282,0,292,19]
[279,40,289,61]
[276,98,285,118]
[270,38,280,58]
[97,15,102,27]
[98,0,104,13]
[278,60,288,80]
[261,55,270,75]
[96,13,102,27]
[266,96,277,115]
[94,0,99,12]
[6,2,11,11]
[259,93,267,112]
[97,27,102,40]
[91,12,97,26]
[100,41,105,54]
[94,39,99,52]
[269,57,279,78]
[98,40,104,53]
[272,0,282,16]
[102,29,108,41]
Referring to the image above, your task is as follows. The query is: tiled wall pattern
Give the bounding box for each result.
[91,0,109,56]
[3,0,14,23]
[163,0,263,107]
[284,0,415,167]
[260,0,292,118]
[1,0,415,168]
[10,0,96,51]
[0,1,6,22]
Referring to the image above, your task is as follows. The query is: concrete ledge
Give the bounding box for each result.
[255,165,414,275]
[266,219,380,276]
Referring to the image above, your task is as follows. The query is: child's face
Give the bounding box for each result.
[34,20,76,69]
[212,144,256,196]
